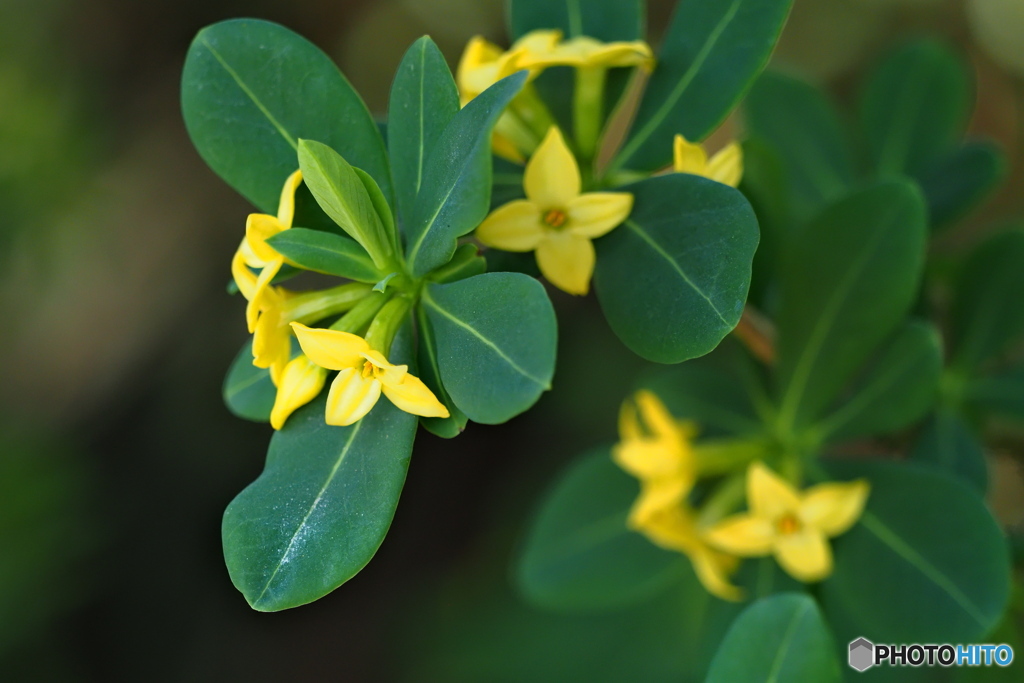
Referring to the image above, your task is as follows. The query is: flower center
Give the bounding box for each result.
[776,514,801,535]
[543,209,568,229]
[361,360,380,380]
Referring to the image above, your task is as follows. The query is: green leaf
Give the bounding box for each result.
[387,36,460,230]
[815,321,942,442]
[297,139,392,268]
[507,0,644,42]
[612,0,793,172]
[593,173,759,364]
[819,459,1010,645]
[744,71,855,221]
[921,141,1007,231]
[415,306,469,439]
[266,228,381,282]
[222,339,276,422]
[406,72,527,277]
[860,39,971,178]
[181,19,390,213]
[422,272,556,424]
[967,364,1024,421]
[706,594,840,683]
[950,229,1024,370]
[428,243,487,284]
[516,449,687,613]
[910,410,988,493]
[775,180,927,429]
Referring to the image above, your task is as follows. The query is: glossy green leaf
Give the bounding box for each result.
[428,243,487,284]
[775,181,927,429]
[744,71,855,221]
[422,272,556,424]
[950,229,1024,370]
[860,40,971,178]
[266,228,381,282]
[706,594,840,683]
[910,411,988,493]
[594,173,759,364]
[820,459,1010,645]
[181,19,390,213]
[967,364,1024,421]
[507,0,644,42]
[387,36,460,230]
[222,339,276,422]
[921,141,1007,231]
[612,0,793,172]
[415,306,469,439]
[406,72,527,277]
[516,449,687,613]
[815,321,942,442]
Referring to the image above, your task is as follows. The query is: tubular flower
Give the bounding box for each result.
[290,323,449,426]
[270,354,328,430]
[475,126,633,295]
[522,36,654,70]
[706,462,870,583]
[673,134,743,187]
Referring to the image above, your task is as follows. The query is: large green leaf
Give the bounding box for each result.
[921,141,1006,231]
[612,0,793,172]
[593,173,759,364]
[181,19,390,214]
[421,272,556,424]
[406,72,527,277]
[706,594,840,683]
[820,459,1010,645]
[266,228,382,282]
[387,37,460,231]
[744,71,855,221]
[815,321,942,442]
[507,0,644,41]
[516,449,687,613]
[910,410,988,494]
[222,339,276,422]
[967,364,1024,421]
[859,40,971,178]
[950,229,1024,370]
[775,181,927,430]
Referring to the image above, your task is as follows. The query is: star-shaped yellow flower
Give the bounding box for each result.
[706,462,870,583]
[673,134,743,188]
[290,323,449,426]
[476,126,633,295]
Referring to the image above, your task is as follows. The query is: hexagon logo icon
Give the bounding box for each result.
[849,638,874,672]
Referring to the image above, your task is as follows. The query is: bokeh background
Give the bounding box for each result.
[2,0,1024,680]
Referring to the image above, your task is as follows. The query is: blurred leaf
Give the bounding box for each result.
[775,180,927,429]
[422,272,556,424]
[407,72,527,277]
[816,321,942,442]
[516,449,687,613]
[820,459,1009,646]
[951,229,1024,370]
[967,364,1024,421]
[613,0,793,172]
[706,593,840,683]
[860,40,971,178]
[740,138,792,307]
[910,410,988,494]
[507,0,644,41]
[387,36,460,231]
[415,306,469,439]
[921,141,1007,231]
[594,174,759,364]
[491,156,525,208]
[744,71,855,221]
[181,19,391,215]
[266,228,382,282]
[222,339,275,422]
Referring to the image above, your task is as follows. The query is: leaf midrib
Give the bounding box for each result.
[765,600,810,683]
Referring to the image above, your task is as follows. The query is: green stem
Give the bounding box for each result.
[694,437,768,477]
[495,110,541,158]
[511,84,557,141]
[364,296,413,355]
[573,66,607,163]
[285,282,374,324]
[330,291,391,335]
[697,472,748,527]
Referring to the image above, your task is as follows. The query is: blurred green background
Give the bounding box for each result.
[2,0,1024,680]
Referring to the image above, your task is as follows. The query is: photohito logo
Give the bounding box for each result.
[848,638,1014,672]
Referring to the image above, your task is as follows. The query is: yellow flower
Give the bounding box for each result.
[456,31,561,104]
[475,127,633,295]
[706,462,870,583]
[522,36,654,70]
[270,354,327,430]
[290,323,450,426]
[673,134,743,188]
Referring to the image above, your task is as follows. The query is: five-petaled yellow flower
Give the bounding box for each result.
[673,134,743,188]
[476,127,633,295]
[290,323,449,426]
[706,462,870,583]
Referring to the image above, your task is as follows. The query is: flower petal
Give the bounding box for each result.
[618,400,641,442]
[567,192,633,238]
[325,369,382,426]
[510,29,562,66]
[524,127,580,208]
[252,309,290,372]
[246,213,286,264]
[276,169,303,227]
[246,258,283,334]
[774,530,833,582]
[673,134,708,175]
[381,372,450,418]
[627,477,691,527]
[232,248,258,301]
[633,504,700,548]
[270,355,327,430]
[705,514,775,556]
[799,479,870,537]
[706,142,743,188]
[691,546,743,602]
[747,462,801,520]
[290,323,369,371]
[535,231,595,295]
[634,390,679,441]
[476,200,545,251]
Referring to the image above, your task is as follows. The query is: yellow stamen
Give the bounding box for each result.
[777,514,801,535]
[543,209,568,228]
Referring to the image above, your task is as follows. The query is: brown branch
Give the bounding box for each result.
[732,305,776,365]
